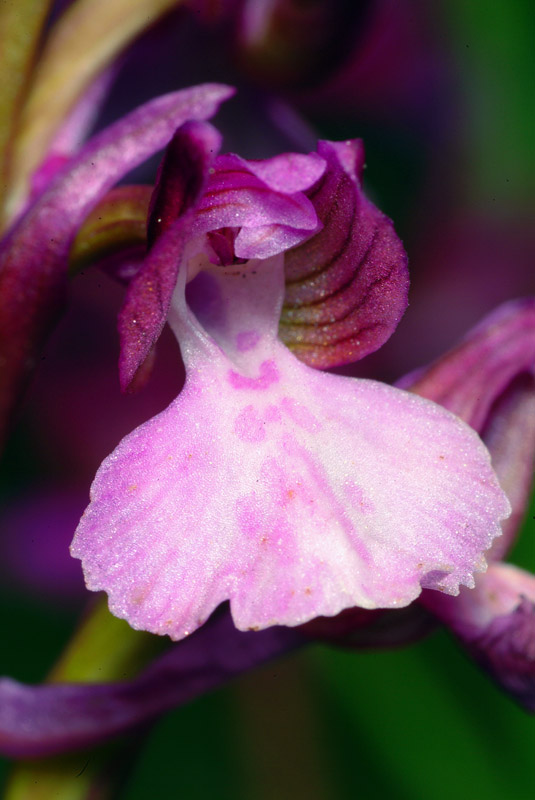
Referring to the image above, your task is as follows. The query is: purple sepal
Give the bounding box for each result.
[147,121,222,247]
[0,610,301,759]
[280,139,409,368]
[400,298,535,432]
[118,121,222,391]
[0,84,233,441]
[482,373,535,559]
[422,564,535,712]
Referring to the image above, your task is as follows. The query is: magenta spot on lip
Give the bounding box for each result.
[236,330,261,352]
[235,405,266,442]
[265,404,282,422]
[281,397,320,433]
[228,359,279,390]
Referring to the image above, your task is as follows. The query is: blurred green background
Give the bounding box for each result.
[1,0,534,797]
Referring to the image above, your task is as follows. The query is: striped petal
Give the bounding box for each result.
[280,139,409,367]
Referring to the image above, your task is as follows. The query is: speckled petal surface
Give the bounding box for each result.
[72,257,509,640]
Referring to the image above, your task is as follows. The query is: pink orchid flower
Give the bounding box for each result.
[70,115,509,641]
[2,298,532,759]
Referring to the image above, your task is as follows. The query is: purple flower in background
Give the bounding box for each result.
[70,116,508,641]
[428,563,535,711]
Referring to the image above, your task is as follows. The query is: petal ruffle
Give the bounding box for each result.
[72,256,509,640]
[401,298,535,557]
[280,139,409,367]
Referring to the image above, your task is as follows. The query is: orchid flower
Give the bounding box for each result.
[0,6,530,799]
[2,296,533,759]
[69,114,509,642]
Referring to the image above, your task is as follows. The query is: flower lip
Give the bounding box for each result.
[72,251,510,641]
[71,121,508,644]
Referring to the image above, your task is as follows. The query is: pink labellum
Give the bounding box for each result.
[72,256,509,640]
